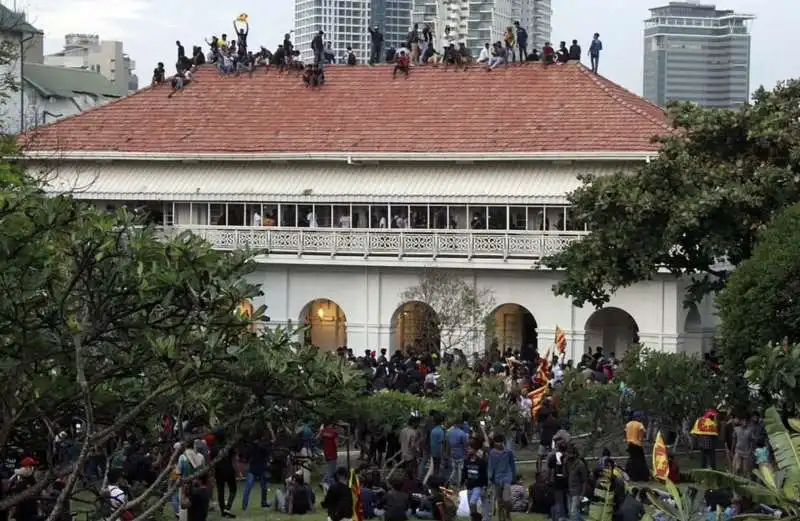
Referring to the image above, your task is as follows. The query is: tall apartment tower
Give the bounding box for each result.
[294,0,412,64]
[412,0,550,59]
[643,2,754,109]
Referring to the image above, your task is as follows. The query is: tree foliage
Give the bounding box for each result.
[546,80,800,308]
[401,270,496,354]
[617,345,723,435]
[717,204,800,378]
[0,163,361,521]
[554,371,624,455]
[744,343,800,412]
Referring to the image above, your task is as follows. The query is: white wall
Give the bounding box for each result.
[248,264,685,358]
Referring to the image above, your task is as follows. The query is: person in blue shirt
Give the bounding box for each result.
[488,434,516,521]
[428,412,446,484]
[447,423,469,487]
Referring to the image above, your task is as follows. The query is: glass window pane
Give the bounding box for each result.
[469,206,487,230]
[174,203,191,225]
[352,205,369,228]
[371,205,389,228]
[409,205,428,228]
[299,205,315,227]
[509,206,526,230]
[210,204,226,225]
[190,203,208,225]
[280,204,297,226]
[263,204,277,226]
[546,207,564,231]
[228,204,245,226]
[449,206,467,229]
[333,205,351,227]
[316,204,333,227]
[245,203,262,226]
[430,206,447,229]
[487,206,506,230]
[390,204,409,228]
[527,207,544,230]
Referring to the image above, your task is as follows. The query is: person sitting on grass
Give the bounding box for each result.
[276,471,315,515]
[322,467,353,521]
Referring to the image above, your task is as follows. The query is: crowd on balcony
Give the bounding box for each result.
[151,15,604,93]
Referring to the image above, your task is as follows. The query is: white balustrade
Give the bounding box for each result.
[161,226,586,259]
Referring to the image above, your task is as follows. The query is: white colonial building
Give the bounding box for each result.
[22,63,717,362]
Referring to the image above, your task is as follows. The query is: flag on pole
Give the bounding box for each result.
[349,469,364,521]
[555,326,567,355]
[534,347,551,385]
[530,347,552,418]
[236,13,249,23]
[652,431,669,481]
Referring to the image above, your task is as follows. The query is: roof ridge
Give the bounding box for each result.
[576,65,672,132]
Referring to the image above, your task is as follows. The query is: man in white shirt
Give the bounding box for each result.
[478,43,491,63]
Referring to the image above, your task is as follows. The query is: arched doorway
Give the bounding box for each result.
[390,301,441,357]
[487,304,538,361]
[584,307,639,358]
[299,299,347,352]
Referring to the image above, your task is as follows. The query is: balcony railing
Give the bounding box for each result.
[161,226,586,260]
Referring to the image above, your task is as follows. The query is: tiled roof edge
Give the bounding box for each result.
[577,65,673,132]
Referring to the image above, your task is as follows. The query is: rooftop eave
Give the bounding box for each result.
[19,150,657,163]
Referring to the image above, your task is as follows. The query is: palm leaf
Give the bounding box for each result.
[692,469,779,506]
[764,407,800,487]
[588,469,616,521]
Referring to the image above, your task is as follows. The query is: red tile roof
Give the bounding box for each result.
[22,62,669,155]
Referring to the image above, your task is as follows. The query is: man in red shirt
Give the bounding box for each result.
[393,49,410,78]
[318,421,339,489]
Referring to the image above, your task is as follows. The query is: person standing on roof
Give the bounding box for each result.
[513,21,527,61]
[311,30,325,65]
[368,25,384,65]
[589,33,602,73]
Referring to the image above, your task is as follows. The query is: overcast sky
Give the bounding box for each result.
[9,0,799,96]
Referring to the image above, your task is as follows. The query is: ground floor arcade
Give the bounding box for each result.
[247,263,717,361]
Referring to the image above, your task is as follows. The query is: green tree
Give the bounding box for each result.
[546,81,800,308]
[616,345,722,439]
[744,343,800,411]
[717,204,800,380]
[555,371,624,455]
[0,166,361,521]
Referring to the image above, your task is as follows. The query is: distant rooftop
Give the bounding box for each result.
[23,63,122,99]
[0,4,40,34]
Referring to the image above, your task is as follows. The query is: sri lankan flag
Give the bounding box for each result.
[555,327,567,355]
[349,469,364,521]
[534,347,551,386]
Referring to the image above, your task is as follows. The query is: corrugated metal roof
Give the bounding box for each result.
[24,63,122,99]
[43,162,623,204]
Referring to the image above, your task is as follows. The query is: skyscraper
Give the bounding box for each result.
[411,0,551,59]
[643,2,754,109]
[294,0,412,64]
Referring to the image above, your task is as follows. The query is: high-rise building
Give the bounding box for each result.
[296,0,412,65]
[412,0,551,59]
[44,34,138,95]
[643,2,754,109]
[293,0,549,65]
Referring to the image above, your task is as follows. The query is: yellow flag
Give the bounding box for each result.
[652,431,669,481]
[236,13,249,23]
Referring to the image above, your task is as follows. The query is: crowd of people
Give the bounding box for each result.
[0,341,783,521]
[151,17,606,94]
